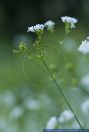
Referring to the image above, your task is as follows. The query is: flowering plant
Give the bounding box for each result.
[13,16,89,129]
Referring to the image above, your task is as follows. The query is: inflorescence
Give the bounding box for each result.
[78,37,89,54]
[61,16,78,28]
[13,16,89,129]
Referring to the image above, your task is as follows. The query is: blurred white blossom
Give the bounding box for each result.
[28,24,44,33]
[72,121,80,128]
[10,106,23,119]
[24,99,39,110]
[1,91,16,107]
[81,99,89,113]
[61,16,78,28]
[78,37,89,54]
[58,110,74,123]
[81,74,89,87]
[44,20,55,31]
[46,116,57,129]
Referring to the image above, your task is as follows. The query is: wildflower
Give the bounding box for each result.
[46,116,57,129]
[72,121,80,128]
[61,16,78,28]
[24,99,39,110]
[28,26,34,32]
[61,16,78,33]
[81,74,89,87]
[27,24,44,33]
[58,110,74,123]
[44,20,55,32]
[78,37,89,54]
[10,106,23,119]
[1,91,16,107]
[81,99,89,113]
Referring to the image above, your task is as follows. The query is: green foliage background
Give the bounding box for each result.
[0,0,89,131]
[1,25,89,131]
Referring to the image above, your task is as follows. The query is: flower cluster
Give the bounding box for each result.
[46,116,57,129]
[45,110,80,129]
[28,24,44,33]
[12,14,89,129]
[61,16,78,28]
[58,110,74,123]
[27,16,77,35]
[44,20,55,32]
[81,99,89,113]
[81,74,89,87]
[78,37,89,54]
[28,21,55,34]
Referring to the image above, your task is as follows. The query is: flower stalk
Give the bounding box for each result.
[39,48,83,129]
[27,22,83,128]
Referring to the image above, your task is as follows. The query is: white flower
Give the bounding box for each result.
[10,106,23,119]
[81,74,89,87]
[1,91,16,108]
[72,121,80,128]
[61,16,78,28]
[24,99,39,110]
[27,26,34,32]
[81,99,89,113]
[78,37,89,54]
[44,20,55,31]
[58,110,74,123]
[28,24,44,32]
[46,116,57,129]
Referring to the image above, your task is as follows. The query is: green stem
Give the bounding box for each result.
[39,49,83,129]
[22,47,46,84]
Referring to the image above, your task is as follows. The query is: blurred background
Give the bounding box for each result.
[0,0,89,39]
[1,0,89,131]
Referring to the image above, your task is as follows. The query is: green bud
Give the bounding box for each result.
[19,42,27,52]
[49,64,57,73]
[13,50,19,54]
[65,22,71,34]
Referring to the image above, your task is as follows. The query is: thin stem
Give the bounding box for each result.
[39,49,83,129]
[22,47,46,84]
[22,47,35,84]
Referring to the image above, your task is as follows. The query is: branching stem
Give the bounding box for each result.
[39,49,83,129]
